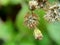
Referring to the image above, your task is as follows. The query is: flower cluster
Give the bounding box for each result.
[24,0,50,40]
[44,4,60,22]
[24,12,39,29]
[24,12,43,40]
[29,0,48,10]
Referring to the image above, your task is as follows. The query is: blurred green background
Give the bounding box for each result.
[0,0,60,45]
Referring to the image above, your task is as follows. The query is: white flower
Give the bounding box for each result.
[44,4,60,22]
[24,12,39,28]
[33,27,43,40]
[29,0,38,10]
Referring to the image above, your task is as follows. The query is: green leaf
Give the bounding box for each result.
[0,20,14,42]
[47,22,60,45]
[0,0,10,6]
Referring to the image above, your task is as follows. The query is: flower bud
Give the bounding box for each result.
[29,0,38,10]
[33,27,43,40]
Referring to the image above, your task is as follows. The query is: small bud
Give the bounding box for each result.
[29,0,38,10]
[33,27,43,40]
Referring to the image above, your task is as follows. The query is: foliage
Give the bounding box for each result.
[0,0,60,45]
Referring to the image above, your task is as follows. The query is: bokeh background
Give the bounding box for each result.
[0,0,60,45]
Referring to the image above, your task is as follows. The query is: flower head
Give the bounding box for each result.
[29,0,38,10]
[44,4,60,22]
[24,12,39,29]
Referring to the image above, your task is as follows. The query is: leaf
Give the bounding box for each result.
[47,22,60,45]
[0,20,14,42]
[0,0,10,6]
